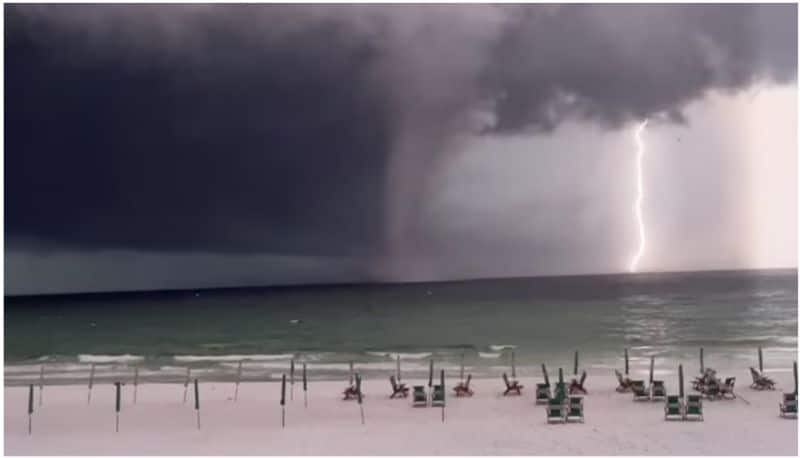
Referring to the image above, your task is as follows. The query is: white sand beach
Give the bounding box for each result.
[5,369,798,455]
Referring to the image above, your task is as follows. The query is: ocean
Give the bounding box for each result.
[4,269,797,386]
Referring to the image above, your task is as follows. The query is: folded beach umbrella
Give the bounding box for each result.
[114,381,121,432]
[678,364,684,398]
[574,350,579,375]
[558,367,564,385]
[133,366,139,404]
[290,359,296,401]
[280,374,286,428]
[303,363,308,408]
[39,365,45,407]
[758,347,764,373]
[183,367,192,403]
[27,384,33,435]
[794,361,797,395]
[541,364,550,386]
[356,373,365,425]
[428,359,434,388]
[649,356,655,385]
[624,349,629,375]
[348,361,354,386]
[460,351,465,382]
[194,379,200,430]
[699,348,704,374]
[440,369,446,423]
[511,350,516,378]
[397,354,402,383]
[87,363,96,405]
[234,360,243,402]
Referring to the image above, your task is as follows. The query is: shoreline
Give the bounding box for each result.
[6,370,797,455]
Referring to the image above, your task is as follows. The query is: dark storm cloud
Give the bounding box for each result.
[5,4,797,288]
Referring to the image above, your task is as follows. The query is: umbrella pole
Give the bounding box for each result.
[290,359,295,402]
[624,349,629,375]
[38,366,44,407]
[133,366,139,404]
[511,350,516,379]
[234,361,242,402]
[303,363,308,408]
[27,384,33,435]
[87,363,95,405]
[574,351,579,375]
[194,379,200,430]
[280,374,286,428]
[758,347,763,373]
[700,348,704,374]
[183,368,191,403]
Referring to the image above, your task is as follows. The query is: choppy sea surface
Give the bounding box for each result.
[4,269,797,386]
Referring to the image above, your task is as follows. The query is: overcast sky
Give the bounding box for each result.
[5,4,797,295]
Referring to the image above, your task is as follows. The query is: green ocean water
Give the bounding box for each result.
[4,269,797,385]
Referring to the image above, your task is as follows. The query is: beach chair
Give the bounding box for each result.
[684,395,704,421]
[631,380,649,401]
[615,370,633,393]
[343,385,358,400]
[566,396,585,423]
[749,367,776,390]
[431,384,445,407]
[664,395,683,421]
[535,383,551,404]
[546,397,566,423]
[779,393,797,419]
[650,380,666,401]
[412,386,427,407]
[502,373,523,396]
[719,377,736,400]
[454,374,474,397]
[389,375,409,399]
[702,380,722,400]
[569,371,588,395]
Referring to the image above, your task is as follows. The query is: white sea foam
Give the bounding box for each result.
[78,354,144,363]
[366,352,432,360]
[488,345,516,352]
[478,352,502,359]
[173,354,293,362]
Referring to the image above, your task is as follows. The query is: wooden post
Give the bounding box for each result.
[356,373,364,425]
[183,367,191,403]
[290,359,295,401]
[280,374,286,428]
[302,363,308,408]
[27,384,33,435]
[234,361,243,402]
[38,365,44,407]
[194,379,200,430]
[574,350,579,375]
[87,363,96,404]
[115,381,121,432]
[758,347,764,373]
[624,349,629,375]
[133,366,139,404]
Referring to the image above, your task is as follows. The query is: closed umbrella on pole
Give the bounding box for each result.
[27,384,33,435]
[348,361,354,386]
[397,355,402,383]
[624,349,629,375]
[303,363,308,408]
[133,366,139,404]
[194,379,200,430]
[558,367,564,385]
[678,364,684,399]
[542,364,550,386]
[183,367,191,403]
[280,374,286,428]
[794,361,798,395]
[38,365,45,407]
[428,359,434,388]
[290,359,295,401]
[700,348,704,374]
[115,381,121,432]
[440,369,446,423]
[758,347,764,373]
[511,350,516,379]
[87,363,96,405]
[574,351,579,375]
[356,373,364,425]
[649,356,655,386]
[460,351,465,382]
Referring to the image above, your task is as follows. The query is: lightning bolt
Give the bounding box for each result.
[629,119,648,273]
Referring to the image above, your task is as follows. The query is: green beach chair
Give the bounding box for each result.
[431,384,445,407]
[535,383,551,404]
[546,397,566,424]
[566,396,584,423]
[412,386,427,407]
[650,380,666,401]
[631,380,649,401]
[684,395,704,421]
[779,393,797,419]
[664,395,683,421]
